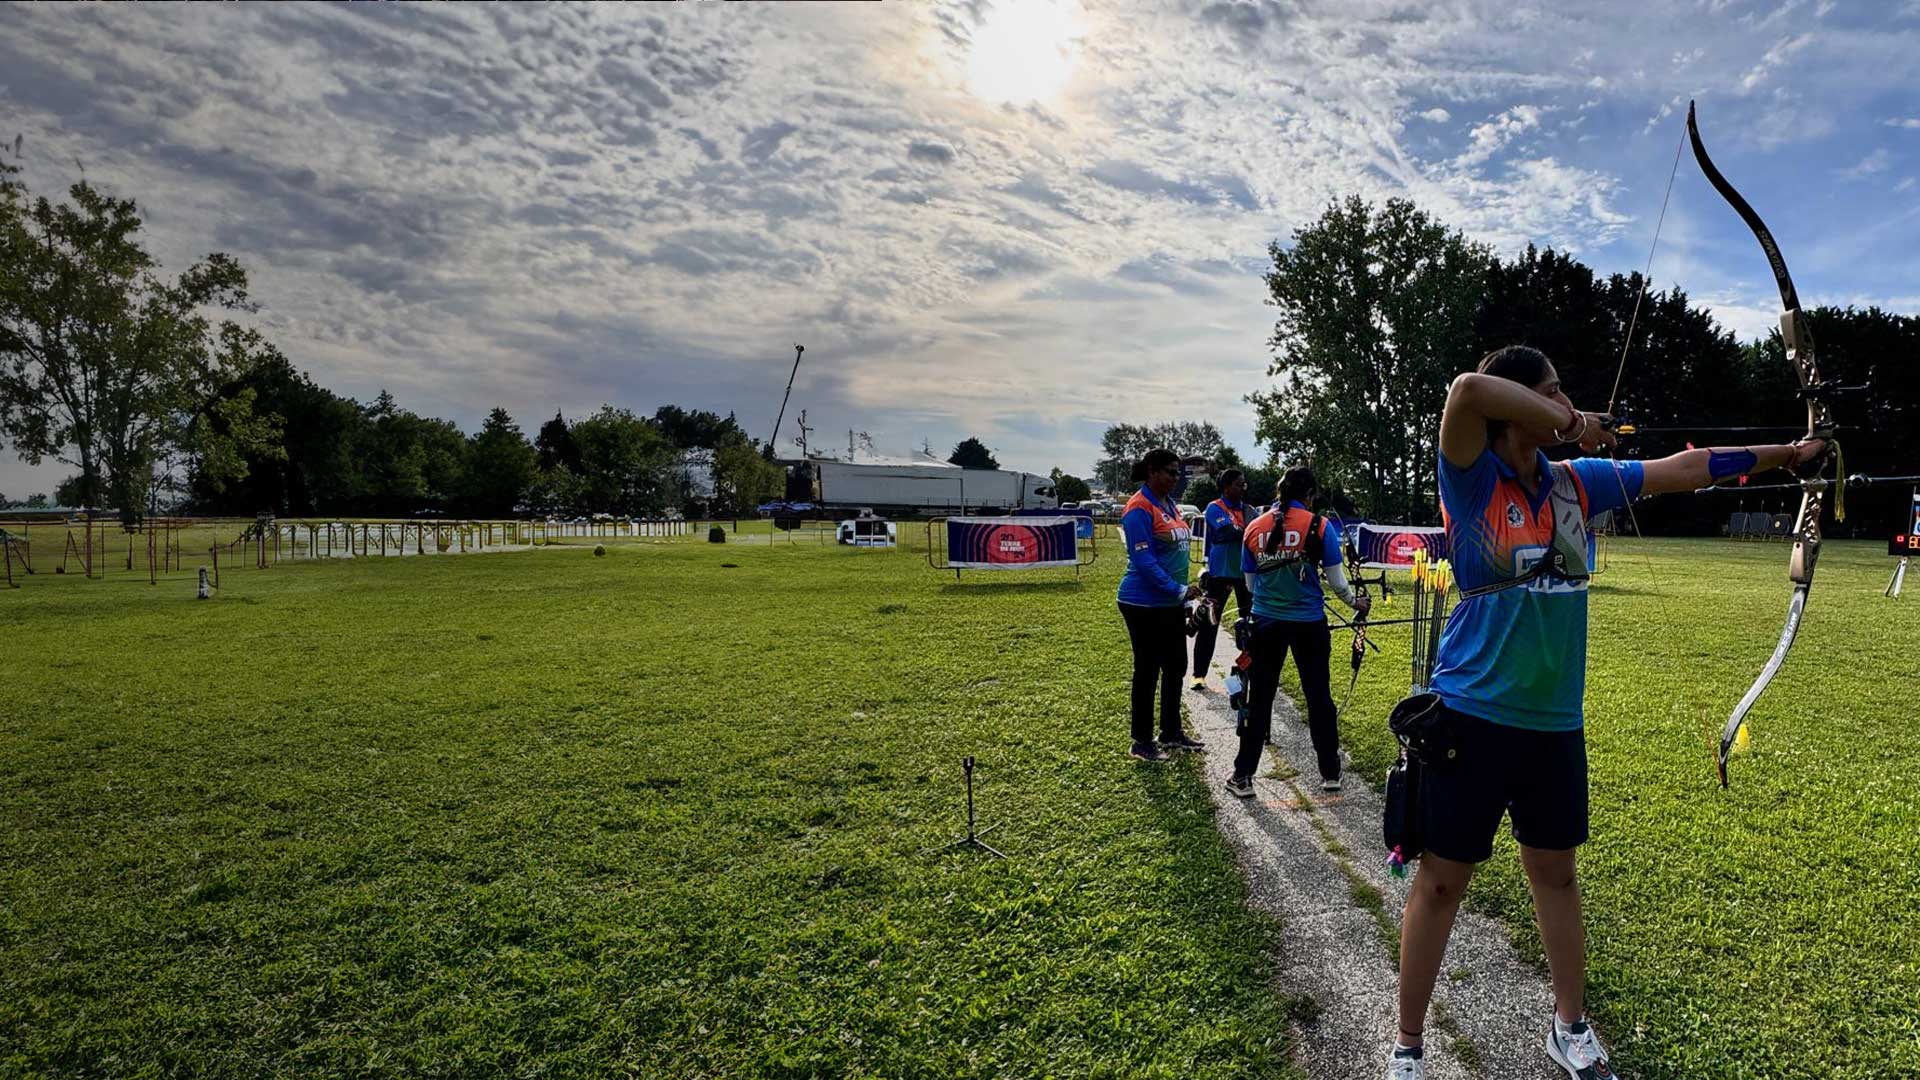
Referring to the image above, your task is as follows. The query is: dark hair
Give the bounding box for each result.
[1218,468,1244,491]
[1129,448,1181,484]
[1476,345,1554,442]
[1278,465,1317,505]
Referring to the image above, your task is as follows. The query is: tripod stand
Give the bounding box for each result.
[924,756,1004,858]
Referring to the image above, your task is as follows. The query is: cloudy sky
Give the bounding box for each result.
[4,1,1919,497]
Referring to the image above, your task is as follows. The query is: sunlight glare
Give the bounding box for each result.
[964,0,1082,106]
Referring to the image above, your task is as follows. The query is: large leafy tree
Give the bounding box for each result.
[570,405,679,516]
[1092,421,1227,493]
[1251,196,1491,524]
[1049,468,1091,504]
[348,391,467,516]
[0,158,278,524]
[710,436,785,514]
[653,405,745,450]
[947,437,998,470]
[191,353,361,516]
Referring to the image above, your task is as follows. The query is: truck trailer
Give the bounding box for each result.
[808,459,1056,516]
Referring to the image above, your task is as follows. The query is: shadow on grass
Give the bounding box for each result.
[938,580,1086,595]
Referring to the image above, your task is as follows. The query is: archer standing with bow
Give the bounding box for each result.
[1116,448,1208,761]
[1227,466,1369,797]
[1191,468,1254,690]
[1385,345,1825,1080]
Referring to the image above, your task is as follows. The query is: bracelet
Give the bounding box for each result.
[1551,410,1587,444]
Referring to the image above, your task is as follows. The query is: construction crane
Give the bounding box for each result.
[765,344,805,459]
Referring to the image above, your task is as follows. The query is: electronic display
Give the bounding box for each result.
[1893,533,1920,557]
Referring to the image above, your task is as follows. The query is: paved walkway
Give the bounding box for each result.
[1188,626,1573,1080]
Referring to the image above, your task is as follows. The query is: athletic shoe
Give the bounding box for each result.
[1159,732,1206,751]
[1545,1017,1615,1079]
[1225,774,1255,798]
[1321,775,1342,792]
[1385,1045,1426,1080]
[1190,677,1207,691]
[1130,741,1167,762]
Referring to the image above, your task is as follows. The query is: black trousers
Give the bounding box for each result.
[1191,574,1252,677]
[1118,602,1187,743]
[1238,617,1339,782]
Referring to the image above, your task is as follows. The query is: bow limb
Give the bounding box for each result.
[1689,100,1836,787]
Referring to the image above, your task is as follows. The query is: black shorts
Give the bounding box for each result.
[1419,703,1588,863]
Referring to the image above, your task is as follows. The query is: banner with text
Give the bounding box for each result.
[1350,523,1450,568]
[948,517,1079,570]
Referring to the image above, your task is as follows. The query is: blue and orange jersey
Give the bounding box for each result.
[1242,501,1341,621]
[1203,498,1248,579]
[1118,485,1191,606]
[1429,448,1644,732]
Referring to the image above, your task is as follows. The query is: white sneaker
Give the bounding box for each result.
[1545,1017,1616,1079]
[1385,1046,1426,1079]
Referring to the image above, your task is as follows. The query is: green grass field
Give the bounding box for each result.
[2,527,1916,1078]
[0,527,1299,1079]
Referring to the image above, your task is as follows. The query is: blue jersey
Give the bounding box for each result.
[1242,501,1341,622]
[1203,499,1248,579]
[1117,486,1191,607]
[1429,449,1643,732]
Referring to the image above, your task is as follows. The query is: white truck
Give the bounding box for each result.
[809,459,1056,516]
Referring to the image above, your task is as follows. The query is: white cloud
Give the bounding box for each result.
[1886,118,1920,129]
[1,1,1917,486]
[1738,32,1813,91]
[1840,149,1892,179]
[1455,105,1547,168]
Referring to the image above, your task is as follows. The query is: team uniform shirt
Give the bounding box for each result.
[1203,498,1248,579]
[1242,501,1342,622]
[1429,449,1645,732]
[1117,486,1191,607]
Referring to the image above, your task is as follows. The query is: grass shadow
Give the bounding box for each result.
[938,580,1086,595]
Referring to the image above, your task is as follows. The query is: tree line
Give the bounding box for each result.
[0,148,794,521]
[1120,196,1917,535]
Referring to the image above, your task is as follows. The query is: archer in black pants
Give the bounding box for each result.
[1119,603,1187,744]
[1239,617,1340,783]
[1191,573,1252,679]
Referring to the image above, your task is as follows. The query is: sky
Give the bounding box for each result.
[4,0,1919,498]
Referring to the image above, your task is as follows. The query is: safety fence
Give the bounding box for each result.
[0,515,699,589]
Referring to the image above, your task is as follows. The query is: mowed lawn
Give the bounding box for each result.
[0,530,1300,1079]
[3,528,1917,1079]
[1320,536,1920,1080]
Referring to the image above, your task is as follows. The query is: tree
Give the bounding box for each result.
[347,390,467,516]
[1092,421,1227,493]
[54,474,85,507]
[463,408,537,517]
[535,411,582,473]
[653,405,745,450]
[1251,196,1491,523]
[1049,469,1091,504]
[948,437,998,469]
[189,353,360,516]
[24,492,48,509]
[570,406,679,515]
[0,158,277,524]
[523,464,583,518]
[710,436,785,514]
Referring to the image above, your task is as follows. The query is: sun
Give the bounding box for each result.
[964,0,1083,106]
